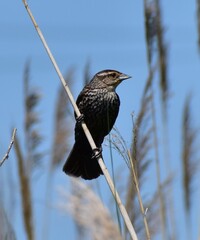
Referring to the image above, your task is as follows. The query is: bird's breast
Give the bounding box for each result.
[78,89,120,140]
[83,89,119,118]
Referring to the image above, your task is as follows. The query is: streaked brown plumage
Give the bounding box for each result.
[63,69,131,180]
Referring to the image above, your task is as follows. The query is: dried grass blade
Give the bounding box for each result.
[14,136,34,240]
[51,69,74,169]
[182,95,198,212]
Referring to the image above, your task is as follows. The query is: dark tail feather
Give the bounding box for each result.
[63,143,103,180]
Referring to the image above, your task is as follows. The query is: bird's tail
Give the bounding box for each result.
[63,143,103,180]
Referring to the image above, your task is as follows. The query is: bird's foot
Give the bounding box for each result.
[92,147,102,160]
[76,114,85,126]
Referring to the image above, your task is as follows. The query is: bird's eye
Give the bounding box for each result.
[111,73,117,78]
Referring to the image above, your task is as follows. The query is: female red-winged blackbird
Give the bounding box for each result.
[63,69,131,180]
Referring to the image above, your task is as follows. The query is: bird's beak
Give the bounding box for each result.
[119,73,132,81]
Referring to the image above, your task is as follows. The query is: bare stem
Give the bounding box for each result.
[128,150,151,240]
[21,1,138,239]
[0,128,17,167]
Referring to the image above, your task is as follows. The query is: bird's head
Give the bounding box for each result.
[92,69,131,91]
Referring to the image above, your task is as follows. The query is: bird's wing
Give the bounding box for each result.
[74,88,88,118]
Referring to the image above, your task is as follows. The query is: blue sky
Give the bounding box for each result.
[0,0,200,240]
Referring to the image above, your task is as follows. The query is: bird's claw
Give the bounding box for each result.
[92,147,102,160]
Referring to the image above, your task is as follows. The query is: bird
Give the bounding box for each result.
[63,69,131,180]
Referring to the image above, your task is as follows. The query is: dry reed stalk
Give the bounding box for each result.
[21,1,138,239]
[143,0,157,67]
[143,4,168,234]
[144,1,175,239]
[127,79,153,239]
[182,95,198,212]
[13,61,43,240]
[14,136,34,240]
[128,150,151,240]
[108,67,154,239]
[51,69,74,169]
[154,0,168,119]
[0,128,17,167]
[109,84,152,239]
[24,60,43,171]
